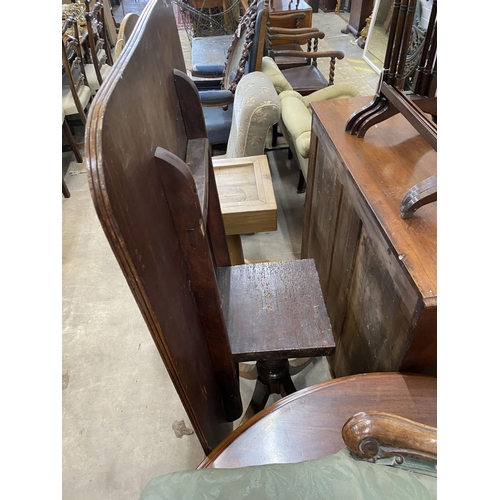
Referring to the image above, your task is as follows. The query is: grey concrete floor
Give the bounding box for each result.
[62,3,378,499]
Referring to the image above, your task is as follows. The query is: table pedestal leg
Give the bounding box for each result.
[240,359,297,424]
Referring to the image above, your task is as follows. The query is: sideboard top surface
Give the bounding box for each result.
[310,96,437,305]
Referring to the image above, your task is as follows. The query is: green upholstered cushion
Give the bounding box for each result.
[302,84,360,107]
[261,56,293,94]
[279,92,313,158]
[139,448,437,500]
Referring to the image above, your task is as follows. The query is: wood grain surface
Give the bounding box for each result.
[199,372,437,468]
[217,259,335,361]
[213,155,277,235]
[85,0,238,454]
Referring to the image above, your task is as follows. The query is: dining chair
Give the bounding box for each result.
[62,109,82,199]
[266,34,345,96]
[82,0,113,95]
[85,0,335,454]
[62,17,92,126]
[190,2,309,80]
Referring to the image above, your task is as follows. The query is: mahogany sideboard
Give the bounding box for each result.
[302,96,437,378]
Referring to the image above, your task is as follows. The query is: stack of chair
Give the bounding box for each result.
[62,15,92,199]
[191,0,346,148]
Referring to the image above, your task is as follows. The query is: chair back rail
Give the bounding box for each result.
[85,0,241,454]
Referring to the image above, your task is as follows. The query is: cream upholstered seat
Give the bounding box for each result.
[261,56,359,190]
[84,62,112,95]
[62,83,91,118]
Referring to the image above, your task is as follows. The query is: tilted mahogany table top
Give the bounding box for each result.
[199,372,437,468]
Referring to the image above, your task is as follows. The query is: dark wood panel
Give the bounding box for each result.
[334,226,419,376]
[324,175,362,343]
[345,0,374,35]
[302,145,342,295]
[399,305,437,374]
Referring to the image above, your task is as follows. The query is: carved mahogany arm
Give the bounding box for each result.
[267,26,321,35]
[269,49,343,60]
[342,412,437,464]
[268,31,325,43]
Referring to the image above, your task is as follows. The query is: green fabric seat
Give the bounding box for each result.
[139,448,437,500]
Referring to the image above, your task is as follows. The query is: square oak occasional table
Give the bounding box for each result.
[213,154,277,264]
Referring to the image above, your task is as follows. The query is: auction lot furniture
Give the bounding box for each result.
[302,96,436,378]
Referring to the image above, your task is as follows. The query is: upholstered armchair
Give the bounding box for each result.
[218,71,281,159]
[261,56,360,191]
[138,412,437,500]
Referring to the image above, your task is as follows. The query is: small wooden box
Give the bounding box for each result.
[213,155,277,236]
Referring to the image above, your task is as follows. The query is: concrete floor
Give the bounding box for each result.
[62,3,378,499]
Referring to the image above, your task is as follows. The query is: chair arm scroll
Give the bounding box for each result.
[342,412,437,464]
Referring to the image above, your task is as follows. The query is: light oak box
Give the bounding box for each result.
[213,155,277,236]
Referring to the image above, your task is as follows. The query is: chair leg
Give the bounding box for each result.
[297,170,307,193]
[63,118,83,163]
[63,178,71,198]
[272,123,278,147]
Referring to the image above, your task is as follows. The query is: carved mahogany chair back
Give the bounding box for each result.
[222,0,270,93]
